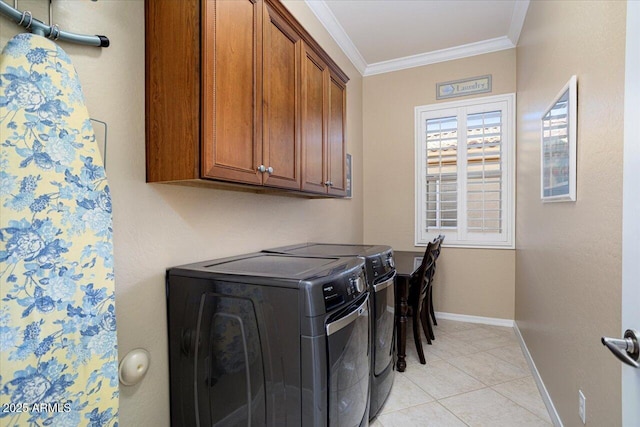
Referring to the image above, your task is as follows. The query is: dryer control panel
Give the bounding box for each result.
[322,269,366,310]
[366,249,395,281]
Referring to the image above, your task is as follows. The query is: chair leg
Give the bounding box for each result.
[429,285,437,326]
[422,289,434,341]
[420,304,432,345]
[412,307,426,364]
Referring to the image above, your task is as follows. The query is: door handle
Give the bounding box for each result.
[326,295,369,336]
[601,329,640,368]
[373,275,395,293]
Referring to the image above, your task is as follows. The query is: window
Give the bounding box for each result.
[415,94,515,248]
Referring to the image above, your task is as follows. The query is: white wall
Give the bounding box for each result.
[1,1,364,425]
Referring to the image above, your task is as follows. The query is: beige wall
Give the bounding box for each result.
[1,1,364,425]
[363,50,516,320]
[516,1,625,425]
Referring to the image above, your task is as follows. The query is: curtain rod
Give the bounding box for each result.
[0,1,109,47]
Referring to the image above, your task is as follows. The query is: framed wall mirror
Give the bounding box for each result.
[541,75,577,202]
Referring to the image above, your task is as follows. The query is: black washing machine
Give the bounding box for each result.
[166,252,370,426]
[263,243,396,419]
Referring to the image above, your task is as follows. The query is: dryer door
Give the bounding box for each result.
[373,273,396,375]
[326,294,370,427]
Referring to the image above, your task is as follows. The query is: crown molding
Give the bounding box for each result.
[364,36,515,76]
[508,0,530,45]
[305,0,527,77]
[303,0,368,75]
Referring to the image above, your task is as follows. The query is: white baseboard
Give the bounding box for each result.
[434,311,515,328]
[513,322,563,427]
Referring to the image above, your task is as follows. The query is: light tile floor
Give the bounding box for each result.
[370,319,552,427]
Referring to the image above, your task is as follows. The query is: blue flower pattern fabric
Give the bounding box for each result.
[0,34,118,426]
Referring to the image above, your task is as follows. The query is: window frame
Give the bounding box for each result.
[414,93,516,249]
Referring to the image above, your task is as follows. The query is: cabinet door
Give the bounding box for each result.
[262,4,301,190]
[201,0,263,184]
[300,44,328,194]
[327,72,347,197]
[145,0,201,182]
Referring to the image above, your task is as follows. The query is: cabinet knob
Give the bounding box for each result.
[324,180,331,186]
[266,166,274,174]
[257,165,266,173]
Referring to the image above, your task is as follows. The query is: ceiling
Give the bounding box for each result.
[304,0,530,76]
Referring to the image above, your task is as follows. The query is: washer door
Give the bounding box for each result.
[373,273,396,375]
[326,295,370,427]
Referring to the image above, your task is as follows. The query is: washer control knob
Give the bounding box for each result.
[351,276,365,293]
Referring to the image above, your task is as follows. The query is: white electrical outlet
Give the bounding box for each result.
[578,390,586,424]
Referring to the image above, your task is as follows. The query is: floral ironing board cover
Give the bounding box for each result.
[0,34,118,426]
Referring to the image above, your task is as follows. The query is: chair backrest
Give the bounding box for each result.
[427,235,445,282]
[412,241,437,303]
[433,234,444,260]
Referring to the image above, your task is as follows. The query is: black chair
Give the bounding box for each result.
[416,236,442,346]
[407,241,437,364]
[425,235,444,335]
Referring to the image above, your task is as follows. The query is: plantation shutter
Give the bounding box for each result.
[415,94,514,248]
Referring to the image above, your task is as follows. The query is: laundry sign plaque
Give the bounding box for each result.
[436,75,492,99]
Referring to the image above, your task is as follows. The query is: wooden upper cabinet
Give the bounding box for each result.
[145,0,348,196]
[201,0,262,184]
[327,72,347,197]
[301,44,328,194]
[262,3,301,190]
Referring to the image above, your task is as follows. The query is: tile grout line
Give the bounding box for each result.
[490,383,553,425]
[378,398,437,416]
[400,358,490,395]
[488,374,534,387]
[444,351,532,388]
[434,382,552,426]
[378,398,474,427]
[432,399,473,427]
[482,346,533,371]
[434,383,491,400]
